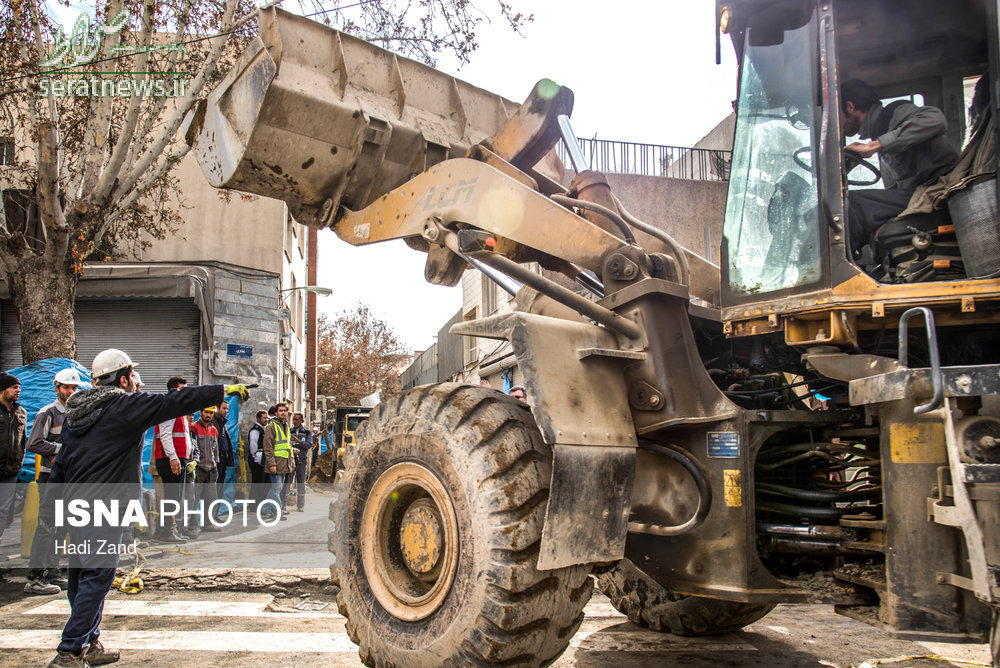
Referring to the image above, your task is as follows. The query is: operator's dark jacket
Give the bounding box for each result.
[858,101,958,190]
[0,400,27,477]
[51,384,225,489]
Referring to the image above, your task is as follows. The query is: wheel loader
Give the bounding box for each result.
[187,0,1000,664]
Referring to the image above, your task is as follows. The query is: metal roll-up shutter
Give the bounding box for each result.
[75,298,200,393]
[1,300,23,371]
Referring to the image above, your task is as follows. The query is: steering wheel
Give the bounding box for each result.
[792,146,881,186]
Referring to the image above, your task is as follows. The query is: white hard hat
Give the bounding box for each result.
[53,369,82,387]
[133,371,145,387]
[91,349,138,385]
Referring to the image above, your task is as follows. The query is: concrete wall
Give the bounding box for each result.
[694,113,736,151]
[607,174,729,263]
[209,270,281,419]
[401,345,438,389]
[138,155,288,274]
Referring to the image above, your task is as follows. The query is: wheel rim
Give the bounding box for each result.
[360,462,460,621]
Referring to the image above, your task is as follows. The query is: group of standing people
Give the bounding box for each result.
[150,376,234,542]
[244,403,314,521]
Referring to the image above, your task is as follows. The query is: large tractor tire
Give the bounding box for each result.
[331,383,593,667]
[598,558,774,635]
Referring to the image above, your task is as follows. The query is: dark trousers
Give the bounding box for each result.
[293,450,309,510]
[154,457,188,534]
[29,472,60,579]
[847,188,914,252]
[59,536,120,653]
[246,457,267,504]
[216,463,228,500]
[194,467,218,527]
[0,474,16,540]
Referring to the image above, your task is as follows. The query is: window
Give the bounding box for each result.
[288,274,297,332]
[0,140,13,166]
[296,291,304,342]
[723,17,822,296]
[481,274,497,315]
[463,307,479,365]
[284,211,294,261]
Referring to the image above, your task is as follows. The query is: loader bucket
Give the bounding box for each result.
[187,6,519,227]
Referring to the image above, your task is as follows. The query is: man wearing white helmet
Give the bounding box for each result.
[25,368,82,595]
[44,349,249,668]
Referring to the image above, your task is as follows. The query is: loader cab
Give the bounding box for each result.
[718,0,1000,328]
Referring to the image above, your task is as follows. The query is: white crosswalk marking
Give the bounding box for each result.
[0,630,360,653]
[24,598,344,619]
[0,592,759,657]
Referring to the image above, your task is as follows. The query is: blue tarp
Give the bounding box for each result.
[12,358,91,484]
[11,358,239,490]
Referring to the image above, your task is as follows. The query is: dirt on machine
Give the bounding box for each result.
[189,2,1000,666]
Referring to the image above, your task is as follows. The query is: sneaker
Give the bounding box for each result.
[46,650,89,667]
[45,570,69,590]
[201,525,222,533]
[25,578,61,595]
[153,531,187,544]
[84,640,120,665]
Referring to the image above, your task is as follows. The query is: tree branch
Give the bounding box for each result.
[115,0,239,200]
[74,0,127,200]
[94,0,157,204]
[25,0,57,126]
[36,122,68,237]
[126,0,198,168]
[97,142,191,247]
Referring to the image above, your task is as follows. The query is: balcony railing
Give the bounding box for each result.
[557,138,731,181]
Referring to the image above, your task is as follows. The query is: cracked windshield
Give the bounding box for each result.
[724,18,821,295]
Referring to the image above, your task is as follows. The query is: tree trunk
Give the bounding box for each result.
[7,257,78,363]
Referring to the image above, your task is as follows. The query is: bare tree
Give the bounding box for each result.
[0,0,529,363]
[316,304,410,405]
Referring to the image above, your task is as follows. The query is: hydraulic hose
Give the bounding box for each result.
[628,439,712,537]
[611,192,691,287]
[550,193,638,245]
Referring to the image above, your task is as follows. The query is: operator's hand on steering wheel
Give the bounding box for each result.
[845,139,881,159]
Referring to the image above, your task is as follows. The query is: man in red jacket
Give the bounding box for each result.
[152,376,194,542]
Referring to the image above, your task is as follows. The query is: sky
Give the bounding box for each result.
[317,2,739,351]
[43,1,739,352]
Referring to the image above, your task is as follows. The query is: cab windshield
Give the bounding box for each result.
[723,16,822,296]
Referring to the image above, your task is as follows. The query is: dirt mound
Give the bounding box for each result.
[309,448,336,483]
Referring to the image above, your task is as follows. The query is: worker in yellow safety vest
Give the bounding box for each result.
[261,402,292,521]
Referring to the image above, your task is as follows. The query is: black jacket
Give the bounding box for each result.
[51,384,224,487]
[0,401,26,477]
[211,413,234,468]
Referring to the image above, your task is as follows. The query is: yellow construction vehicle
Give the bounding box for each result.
[190,1,1000,665]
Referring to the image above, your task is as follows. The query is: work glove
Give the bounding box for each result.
[225,384,250,401]
[185,460,197,476]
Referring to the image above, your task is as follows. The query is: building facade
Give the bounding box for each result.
[0,150,317,436]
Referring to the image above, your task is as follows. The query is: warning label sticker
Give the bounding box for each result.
[724,469,742,507]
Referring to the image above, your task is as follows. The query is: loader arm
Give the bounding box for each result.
[185,6,627,274]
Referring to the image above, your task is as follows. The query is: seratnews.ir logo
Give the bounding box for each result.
[39,8,191,98]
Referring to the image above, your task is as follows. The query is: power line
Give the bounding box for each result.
[0,0,378,86]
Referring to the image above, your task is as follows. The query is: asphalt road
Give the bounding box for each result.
[0,492,992,667]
